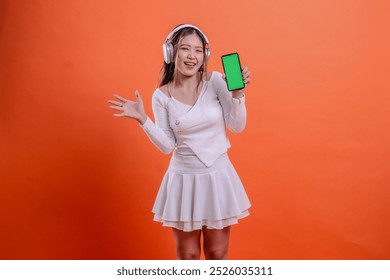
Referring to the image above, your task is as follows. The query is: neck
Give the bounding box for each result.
[172,72,201,89]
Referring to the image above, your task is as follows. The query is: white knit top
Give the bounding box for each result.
[141,71,246,167]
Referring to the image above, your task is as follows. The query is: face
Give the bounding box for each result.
[174,33,205,77]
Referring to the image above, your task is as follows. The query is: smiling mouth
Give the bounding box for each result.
[184,62,196,67]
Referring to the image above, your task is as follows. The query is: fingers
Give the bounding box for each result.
[241,66,251,85]
[109,91,142,118]
[222,67,251,86]
[108,100,122,106]
[135,90,143,104]
[113,113,125,117]
[243,75,251,85]
[241,66,251,77]
[111,91,141,103]
[114,94,127,103]
[109,105,124,111]
[108,96,125,115]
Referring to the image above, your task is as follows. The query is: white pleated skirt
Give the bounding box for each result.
[152,151,251,232]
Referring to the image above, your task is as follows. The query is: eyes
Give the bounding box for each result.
[179,46,204,53]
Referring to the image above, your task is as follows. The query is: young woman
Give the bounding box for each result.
[108,24,251,260]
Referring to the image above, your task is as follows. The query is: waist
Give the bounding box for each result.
[168,151,230,174]
[175,145,196,156]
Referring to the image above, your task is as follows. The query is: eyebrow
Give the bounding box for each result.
[180,43,203,49]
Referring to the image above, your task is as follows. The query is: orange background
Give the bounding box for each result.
[1,0,389,259]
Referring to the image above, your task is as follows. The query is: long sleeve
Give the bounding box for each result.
[141,91,176,154]
[212,72,247,133]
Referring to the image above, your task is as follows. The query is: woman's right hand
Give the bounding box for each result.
[108,90,147,125]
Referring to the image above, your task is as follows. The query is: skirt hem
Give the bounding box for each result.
[153,210,250,232]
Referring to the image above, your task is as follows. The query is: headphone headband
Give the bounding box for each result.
[164,24,209,45]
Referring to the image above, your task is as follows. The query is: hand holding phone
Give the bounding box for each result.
[221,53,245,91]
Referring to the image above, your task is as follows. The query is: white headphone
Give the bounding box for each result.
[162,24,210,64]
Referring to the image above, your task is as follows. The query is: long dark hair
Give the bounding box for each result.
[159,27,208,87]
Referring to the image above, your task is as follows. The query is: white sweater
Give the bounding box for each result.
[142,71,246,167]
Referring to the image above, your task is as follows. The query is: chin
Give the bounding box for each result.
[182,69,200,77]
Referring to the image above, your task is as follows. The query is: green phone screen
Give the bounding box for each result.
[221,53,245,91]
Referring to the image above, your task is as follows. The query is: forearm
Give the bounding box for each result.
[226,94,247,133]
[141,117,175,154]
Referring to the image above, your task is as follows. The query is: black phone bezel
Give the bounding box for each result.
[221,52,245,91]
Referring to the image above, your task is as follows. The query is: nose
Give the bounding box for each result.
[187,50,195,59]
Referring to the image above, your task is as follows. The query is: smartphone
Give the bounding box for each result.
[221,53,245,91]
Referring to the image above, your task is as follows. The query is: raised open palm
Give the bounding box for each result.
[108,91,147,124]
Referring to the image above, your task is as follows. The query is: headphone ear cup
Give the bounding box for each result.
[162,43,168,64]
[168,43,174,64]
[163,43,174,64]
[205,48,210,62]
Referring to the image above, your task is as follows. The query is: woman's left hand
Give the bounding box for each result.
[222,66,251,98]
[232,66,251,98]
[241,66,251,86]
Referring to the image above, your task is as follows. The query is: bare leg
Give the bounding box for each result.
[203,226,231,260]
[172,228,202,260]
